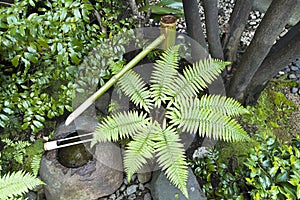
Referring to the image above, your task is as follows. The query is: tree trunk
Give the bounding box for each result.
[202,0,224,60]
[244,21,300,105]
[182,0,207,51]
[223,0,254,63]
[227,0,297,102]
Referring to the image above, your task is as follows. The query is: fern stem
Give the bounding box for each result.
[65,34,165,126]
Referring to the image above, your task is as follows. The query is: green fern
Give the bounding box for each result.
[0,171,44,200]
[92,45,249,198]
[31,155,42,177]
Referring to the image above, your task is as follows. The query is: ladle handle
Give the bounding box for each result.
[44,138,93,151]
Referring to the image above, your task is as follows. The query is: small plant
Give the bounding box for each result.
[1,138,44,176]
[92,45,249,197]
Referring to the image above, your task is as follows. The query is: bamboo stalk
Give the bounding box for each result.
[65,34,165,126]
[160,15,177,50]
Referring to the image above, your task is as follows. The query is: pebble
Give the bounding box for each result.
[119,184,126,192]
[284,67,291,73]
[128,194,137,200]
[144,192,152,200]
[139,183,145,191]
[289,74,297,80]
[126,185,138,196]
[295,59,300,67]
[291,87,299,93]
[291,66,299,71]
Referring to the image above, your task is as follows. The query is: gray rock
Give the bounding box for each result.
[298,89,300,95]
[40,117,123,200]
[289,74,297,80]
[151,167,206,200]
[291,87,299,93]
[126,185,138,196]
[137,172,152,184]
[144,192,152,200]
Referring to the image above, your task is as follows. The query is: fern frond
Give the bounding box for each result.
[92,111,149,145]
[167,98,249,142]
[117,70,153,112]
[169,59,229,100]
[124,122,159,181]
[153,123,188,198]
[0,171,44,200]
[150,45,180,107]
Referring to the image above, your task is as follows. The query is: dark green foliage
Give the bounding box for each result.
[245,134,300,200]
[138,0,183,19]
[0,0,133,134]
[190,134,300,200]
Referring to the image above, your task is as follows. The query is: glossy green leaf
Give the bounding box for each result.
[12,55,21,67]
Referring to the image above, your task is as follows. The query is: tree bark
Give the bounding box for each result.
[227,0,297,102]
[202,0,224,60]
[244,21,300,105]
[182,0,207,50]
[223,0,254,63]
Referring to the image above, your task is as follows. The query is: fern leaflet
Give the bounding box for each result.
[170,58,229,100]
[92,111,149,146]
[153,123,188,198]
[150,46,180,107]
[0,171,44,200]
[124,122,159,181]
[117,70,152,112]
[167,97,249,142]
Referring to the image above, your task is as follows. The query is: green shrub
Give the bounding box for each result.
[190,134,300,200]
[0,0,133,134]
